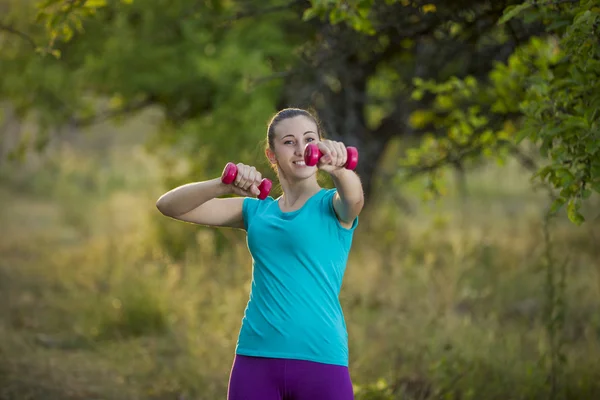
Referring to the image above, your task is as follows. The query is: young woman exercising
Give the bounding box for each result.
[156,108,364,400]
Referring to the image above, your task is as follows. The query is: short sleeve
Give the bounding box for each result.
[242,197,261,231]
[321,188,359,233]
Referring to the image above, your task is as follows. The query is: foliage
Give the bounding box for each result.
[503,0,600,225]
[303,0,382,34]
[280,0,536,198]
[35,0,134,56]
[310,0,600,224]
[4,0,598,213]
[1,0,543,200]
[1,0,301,184]
[428,0,600,226]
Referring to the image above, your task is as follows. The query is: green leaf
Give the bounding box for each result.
[303,7,318,21]
[329,7,345,24]
[582,188,592,199]
[585,138,599,153]
[535,165,553,179]
[498,2,533,25]
[549,197,567,214]
[567,198,585,225]
[546,19,571,32]
[83,0,107,8]
[411,89,424,100]
[556,168,575,186]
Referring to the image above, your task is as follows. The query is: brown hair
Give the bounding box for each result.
[266,108,323,150]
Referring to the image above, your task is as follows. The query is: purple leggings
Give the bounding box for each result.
[227,354,354,400]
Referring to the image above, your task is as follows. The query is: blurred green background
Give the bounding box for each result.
[1,1,599,399]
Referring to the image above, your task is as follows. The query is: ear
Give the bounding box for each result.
[265,147,277,165]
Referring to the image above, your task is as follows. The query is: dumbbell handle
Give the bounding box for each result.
[304,143,359,170]
[221,162,272,200]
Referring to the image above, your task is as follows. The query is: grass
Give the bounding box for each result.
[1,123,599,399]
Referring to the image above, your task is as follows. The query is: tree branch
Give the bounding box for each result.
[400,144,485,183]
[534,0,580,5]
[71,99,153,127]
[508,144,539,172]
[220,0,307,26]
[248,68,300,88]
[0,22,37,48]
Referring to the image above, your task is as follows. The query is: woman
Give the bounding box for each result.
[156,108,364,400]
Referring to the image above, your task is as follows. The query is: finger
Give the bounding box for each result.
[318,151,332,165]
[253,177,262,195]
[249,184,260,196]
[327,142,338,165]
[233,165,244,186]
[234,164,245,182]
[336,142,347,166]
[317,140,331,155]
[235,164,249,189]
[253,170,263,187]
[242,171,256,191]
[317,141,333,164]
[233,182,256,197]
[245,168,257,190]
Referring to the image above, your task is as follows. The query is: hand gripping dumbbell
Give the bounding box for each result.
[303,143,359,170]
[221,162,272,200]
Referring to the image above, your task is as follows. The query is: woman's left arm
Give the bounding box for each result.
[316,139,365,228]
[330,168,365,228]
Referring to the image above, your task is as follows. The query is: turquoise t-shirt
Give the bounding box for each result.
[236,188,358,367]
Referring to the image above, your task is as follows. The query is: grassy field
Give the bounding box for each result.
[1,119,599,400]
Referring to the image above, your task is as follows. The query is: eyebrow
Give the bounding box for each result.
[282,131,317,139]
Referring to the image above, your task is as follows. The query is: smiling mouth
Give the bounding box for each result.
[293,161,306,166]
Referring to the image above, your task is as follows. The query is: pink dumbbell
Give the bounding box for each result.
[221,162,272,200]
[303,143,359,170]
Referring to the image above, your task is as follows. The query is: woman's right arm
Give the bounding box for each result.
[155,164,264,230]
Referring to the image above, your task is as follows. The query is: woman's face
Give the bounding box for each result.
[269,115,320,181]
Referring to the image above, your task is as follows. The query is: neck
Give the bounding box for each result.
[278,174,321,207]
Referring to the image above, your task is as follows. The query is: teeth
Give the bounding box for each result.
[294,161,305,165]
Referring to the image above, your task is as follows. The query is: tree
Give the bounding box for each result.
[1,0,309,184]
[276,0,545,199]
[0,0,542,197]
[2,0,598,223]
[305,0,600,224]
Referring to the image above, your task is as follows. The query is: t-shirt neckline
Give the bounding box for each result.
[276,188,326,217]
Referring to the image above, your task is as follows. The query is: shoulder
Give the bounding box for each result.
[243,195,276,211]
[318,187,337,206]
[242,195,276,230]
[316,188,359,232]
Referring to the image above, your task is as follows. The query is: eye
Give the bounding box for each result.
[284,140,294,145]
